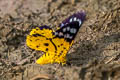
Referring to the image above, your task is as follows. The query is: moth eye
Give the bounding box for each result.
[73,17,77,21]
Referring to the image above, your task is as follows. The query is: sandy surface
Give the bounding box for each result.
[0,0,120,80]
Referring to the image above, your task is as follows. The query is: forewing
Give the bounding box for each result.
[26,25,56,53]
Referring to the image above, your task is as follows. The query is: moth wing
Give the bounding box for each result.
[26,26,56,53]
[26,11,86,65]
[54,21,80,43]
[35,22,80,65]
[59,11,86,28]
[29,25,53,38]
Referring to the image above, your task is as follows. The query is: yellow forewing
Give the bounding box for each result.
[26,27,73,65]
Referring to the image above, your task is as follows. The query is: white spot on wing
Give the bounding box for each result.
[78,19,82,26]
[54,32,58,35]
[70,18,72,22]
[61,23,64,27]
[65,34,70,38]
[63,28,66,32]
[74,17,77,21]
[69,36,73,39]
[67,27,70,31]
[59,32,63,36]
[70,28,77,34]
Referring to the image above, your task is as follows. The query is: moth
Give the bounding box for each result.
[26,11,86,65]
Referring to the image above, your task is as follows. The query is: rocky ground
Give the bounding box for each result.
[0,0,120,80]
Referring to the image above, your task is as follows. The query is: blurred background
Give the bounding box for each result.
[0,0,120,80]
